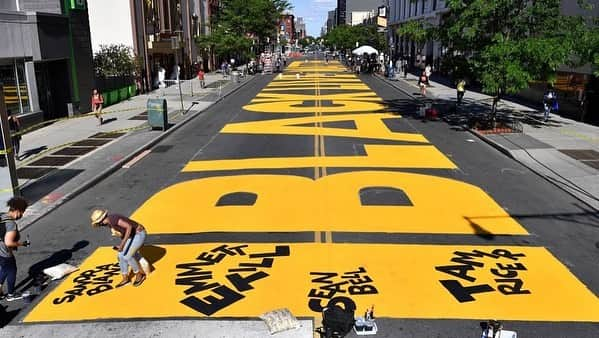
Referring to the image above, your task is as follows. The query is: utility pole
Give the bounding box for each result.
[0,85,20,207]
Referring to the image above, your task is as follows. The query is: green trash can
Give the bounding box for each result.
[147,98,168,130]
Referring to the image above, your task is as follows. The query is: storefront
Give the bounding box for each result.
[0,59,32,115]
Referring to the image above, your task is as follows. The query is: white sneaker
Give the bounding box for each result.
[5,293,23,301]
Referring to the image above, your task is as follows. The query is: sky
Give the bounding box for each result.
[88,0,134,52]
[290,0,336,37]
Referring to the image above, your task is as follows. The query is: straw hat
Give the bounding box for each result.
[91,209,108,227]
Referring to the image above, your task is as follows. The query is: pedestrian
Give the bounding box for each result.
[425,64,432,79]
[403,59,408,78]
[543,85,557,122]
[418,71,429,96]
[91,209,147,287]
[0,197,31,301]
[456,79,466,105]
[221,61,228,79]
[7,110,21,160]
[197,68,205,89]
[91,89,104,126]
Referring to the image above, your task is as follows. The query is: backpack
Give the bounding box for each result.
[320,297,356,338]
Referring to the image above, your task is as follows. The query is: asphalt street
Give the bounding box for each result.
[3,59,599,337]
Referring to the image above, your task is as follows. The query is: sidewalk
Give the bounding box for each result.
[8,71,254,230]
[378,72,599,211]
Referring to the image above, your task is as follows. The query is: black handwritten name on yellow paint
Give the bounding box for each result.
[308,267,378,313]
[53,263,120,305]
[24,244,599,322]
[436,249,531,303]
[176,244,290,316]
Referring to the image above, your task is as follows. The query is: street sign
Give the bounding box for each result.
[69,0,87,10]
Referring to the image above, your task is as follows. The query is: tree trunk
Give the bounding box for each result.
[491,91,500,129]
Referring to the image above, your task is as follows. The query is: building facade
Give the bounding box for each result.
[326,9,337,33]
[345,0,385,25]
[336,0,346,26]
[278,14,295,42]
[387,0,448,67]
[0,0,94,123]
[130,0,215,91]
[295,17,306,40]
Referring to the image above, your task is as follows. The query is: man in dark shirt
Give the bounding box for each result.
[1,197,30,301]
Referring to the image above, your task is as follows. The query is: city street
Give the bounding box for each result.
[4,60,599,337]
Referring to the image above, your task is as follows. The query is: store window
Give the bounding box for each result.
[0,0,19,11]
[0,60,30,115]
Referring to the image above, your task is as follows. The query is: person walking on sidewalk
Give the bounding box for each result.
[91,89,104,125]
[221,61,228,79]
[456,79,466,105]
[0,197,31,301]
[7,110,21,160]
[543,85,558,122]
[418,71,429,96]
[91,209,147,287]
[197,68,205,89]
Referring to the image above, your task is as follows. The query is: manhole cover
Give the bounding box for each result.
[16,167,55,179]
[89,132,126,139]
[52,147,96,156]
[29,156,77,167]
[559,149,599,161]
[582,160,599,170]
[72,139,111,147]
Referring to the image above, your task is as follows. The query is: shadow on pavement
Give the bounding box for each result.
[139,245,167,266]
[100,117,118,125]
[15,240,90,294]
[21,169,84,205]
[18,146,48,162]
[0,305,19,328]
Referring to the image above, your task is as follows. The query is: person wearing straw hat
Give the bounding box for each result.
[91,209,146,287]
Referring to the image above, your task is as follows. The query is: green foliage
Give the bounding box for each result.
[324,25,386,52]
[93,44,136,78]
[396,20,433,47]
[439,0,585,100]
[196,0,291,57]
[299,36,316,48]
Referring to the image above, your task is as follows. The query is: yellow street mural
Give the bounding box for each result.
[28,60,598,324]
[129,60,526,235]
[131,171,526,234]
[24,243,599,322]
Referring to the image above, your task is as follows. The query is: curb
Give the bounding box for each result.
[466,128,515,159]
[20,76,258,230]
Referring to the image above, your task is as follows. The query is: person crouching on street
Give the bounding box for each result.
[0,197,30,301]
[91,209,146,287]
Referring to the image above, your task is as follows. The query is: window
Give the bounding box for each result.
[0,60,29,115]
[0,0,18,11]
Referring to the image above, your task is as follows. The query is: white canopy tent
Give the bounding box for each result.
[352,45,379,55]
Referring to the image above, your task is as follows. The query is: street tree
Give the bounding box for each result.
[437,0,585,124]
[324,25,385,53]
[299,36,315,49]
[197,0,291,59]
[93,44,136,78]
